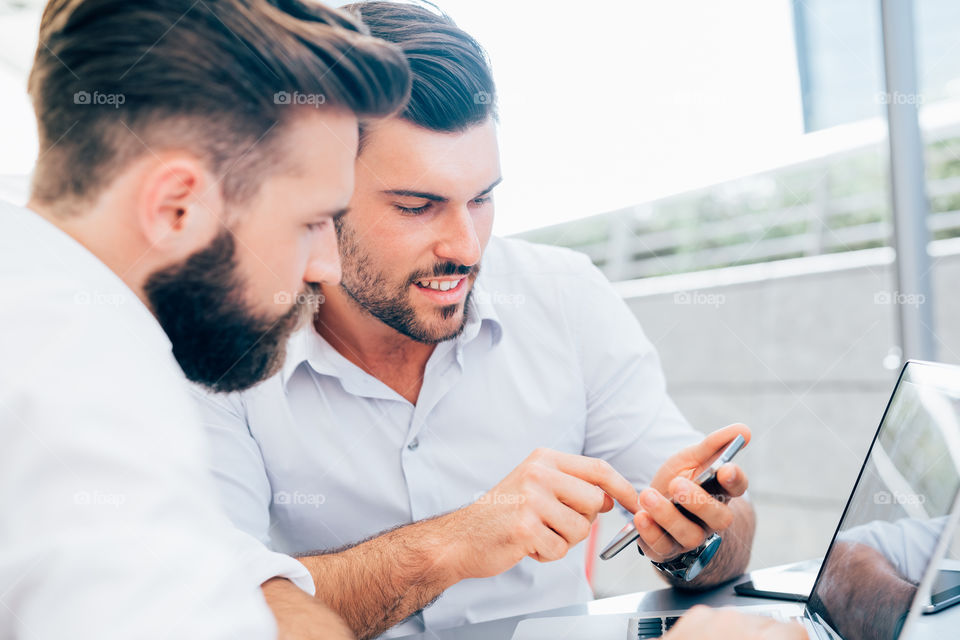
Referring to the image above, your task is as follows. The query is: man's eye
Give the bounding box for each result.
[306,221,325,232]
[472,196,491,206]
[395,202,432,215]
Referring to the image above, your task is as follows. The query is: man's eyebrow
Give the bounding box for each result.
[381,177,503,202]
[475,176,503,198]
[381,189,447,203]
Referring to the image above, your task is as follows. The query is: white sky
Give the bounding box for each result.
[0,1,807,234]
[441,0,807,234]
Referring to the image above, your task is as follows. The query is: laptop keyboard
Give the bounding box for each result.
[630,612,804,638]
[630,616,680,638]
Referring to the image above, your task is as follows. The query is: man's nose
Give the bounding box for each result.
[304,225,341,286]
[434,206,481,267]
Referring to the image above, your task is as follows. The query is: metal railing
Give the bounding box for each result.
[516,123,960,282]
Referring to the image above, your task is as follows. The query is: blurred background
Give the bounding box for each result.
[4,0,960,598]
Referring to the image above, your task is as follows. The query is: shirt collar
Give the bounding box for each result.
[279,276,504,389]
[458,274,503,348]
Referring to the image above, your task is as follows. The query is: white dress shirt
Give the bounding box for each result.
[839,517,949,585]
[195,236,701,637]
[0,201,314,639]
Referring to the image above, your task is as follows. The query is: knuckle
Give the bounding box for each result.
[530,447,552,462]
[552,536,570,558]
[592,458,614,479]
[516,513,540,540]
[519,490,540,513]
[575,517,592,541]
[518,471,548,498]
[523,462,546,483]
[593,487,607,511]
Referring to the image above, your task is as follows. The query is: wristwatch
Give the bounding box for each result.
[645,532,723,582]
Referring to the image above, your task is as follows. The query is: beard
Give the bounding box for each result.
[143,230,310,393]
[335,217,478,344]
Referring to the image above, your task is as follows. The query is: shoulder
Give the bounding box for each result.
[478,237,612,310]
[1,268,199,450]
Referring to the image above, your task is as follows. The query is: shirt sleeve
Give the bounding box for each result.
[190,387,315,594]
[189,387,279,544]
[566,253,702,490]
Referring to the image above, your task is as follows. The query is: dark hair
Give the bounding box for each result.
[344,1,495,135]
[28,0,411,209]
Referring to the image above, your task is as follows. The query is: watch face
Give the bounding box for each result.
[651,533,724,581]
[683,533,723,581]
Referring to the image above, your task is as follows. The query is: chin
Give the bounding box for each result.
[422,310,468,343]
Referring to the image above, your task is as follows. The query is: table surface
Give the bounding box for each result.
[396,564,960,640]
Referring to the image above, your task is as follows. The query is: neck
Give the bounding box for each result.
[27,197,151,303]
[314,284,435,404]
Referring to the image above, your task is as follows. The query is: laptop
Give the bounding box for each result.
[512,361,960,639]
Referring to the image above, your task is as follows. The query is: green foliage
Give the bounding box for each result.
[515,135,960,279]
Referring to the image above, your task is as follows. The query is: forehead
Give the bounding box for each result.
[358,117,500,194]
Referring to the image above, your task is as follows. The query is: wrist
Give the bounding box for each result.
[409,509,471,588]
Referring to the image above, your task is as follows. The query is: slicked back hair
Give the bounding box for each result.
[28,0,412,210]
[344,1,496,141]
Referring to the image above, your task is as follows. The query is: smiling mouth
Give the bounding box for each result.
[414,277,466,292]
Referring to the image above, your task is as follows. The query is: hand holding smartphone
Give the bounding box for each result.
[599,434,746,560]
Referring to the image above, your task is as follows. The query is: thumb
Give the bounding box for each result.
[686,424,751,469]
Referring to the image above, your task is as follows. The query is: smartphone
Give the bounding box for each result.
[598,433,746,560]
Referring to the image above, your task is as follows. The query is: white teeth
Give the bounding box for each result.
[417,278,463,292]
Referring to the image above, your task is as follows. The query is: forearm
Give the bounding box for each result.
[262,577,355,640]
[292,448,637,638]
[662,497,755,590]
[295,516,461,640]
[821,542,915,640]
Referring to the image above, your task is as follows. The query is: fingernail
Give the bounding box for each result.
[641,490,657,508]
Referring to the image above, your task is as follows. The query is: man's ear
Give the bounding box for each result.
[135,153,223,256]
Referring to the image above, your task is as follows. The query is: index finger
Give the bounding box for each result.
[552,453,640,514]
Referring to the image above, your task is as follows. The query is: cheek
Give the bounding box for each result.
[364,222,421,269]
[476,208,495,248]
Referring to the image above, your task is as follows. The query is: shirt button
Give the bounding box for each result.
[407,438,420,451]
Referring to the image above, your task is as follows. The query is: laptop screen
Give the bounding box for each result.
[806,362,960,640]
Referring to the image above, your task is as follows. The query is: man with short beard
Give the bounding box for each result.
[0,0,409,638]
[196,2,760,639]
